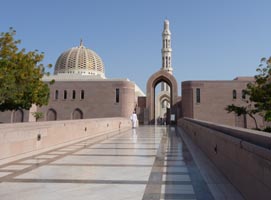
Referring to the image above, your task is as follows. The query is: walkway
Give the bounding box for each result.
[0,126,243,200]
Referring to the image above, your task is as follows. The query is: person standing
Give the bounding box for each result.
[130,111,138,128]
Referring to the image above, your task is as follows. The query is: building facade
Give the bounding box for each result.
[181,77,264,129]
[0,20,264,129]
[0,41,144,123]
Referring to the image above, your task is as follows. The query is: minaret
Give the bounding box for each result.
[161,19,173,74]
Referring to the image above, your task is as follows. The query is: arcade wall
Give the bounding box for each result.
[0,80,136,123]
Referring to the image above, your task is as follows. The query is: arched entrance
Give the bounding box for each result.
[47,109,57,121]
[146,70,178,124]
[155,91,170,124]
[12,109,24,123]
[72,108,83,119]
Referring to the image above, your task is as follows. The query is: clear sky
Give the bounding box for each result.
[1,0,271,94]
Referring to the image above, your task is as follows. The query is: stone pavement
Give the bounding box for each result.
[0,126,244,200]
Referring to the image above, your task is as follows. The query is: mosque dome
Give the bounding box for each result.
[54,40,105,78]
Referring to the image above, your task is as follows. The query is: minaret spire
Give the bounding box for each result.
[80,38,83,46]
[161,19,173,74]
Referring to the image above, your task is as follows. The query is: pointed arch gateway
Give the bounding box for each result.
[12,109,24,123]
[146,70,178,124]
[47,109,57,121]
[72,108,83,120]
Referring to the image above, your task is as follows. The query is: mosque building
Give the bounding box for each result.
[0,20,265,129]
[0,40,144,122]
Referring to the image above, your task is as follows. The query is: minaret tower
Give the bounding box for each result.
[161,19,173,74]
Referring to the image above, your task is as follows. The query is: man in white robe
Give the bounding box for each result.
[130,112,138,128]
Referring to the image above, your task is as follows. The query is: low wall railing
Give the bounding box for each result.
[0,117,131,164]
[178,118,271,200]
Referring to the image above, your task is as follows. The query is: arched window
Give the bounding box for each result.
[81,90,84,100]
[116,88,120,103]
[47,109,57,121]
[72,90,76,99]
[64,90,67,100]
[55,90,59,100]
[242,90,246,99]
[72,108,83,119]
[233,90,237,99]
[196,88,201,103]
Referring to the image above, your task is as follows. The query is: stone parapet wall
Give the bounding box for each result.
[178,118,271,200]
[0,118,131,164]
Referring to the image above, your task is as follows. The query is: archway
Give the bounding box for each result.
[47,109,57,121]
[12,109,24,123]
[146,70,178,124]
[72,108,83,119]
[155,91,170,124]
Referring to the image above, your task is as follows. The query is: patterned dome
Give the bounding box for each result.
[54,41,105,78]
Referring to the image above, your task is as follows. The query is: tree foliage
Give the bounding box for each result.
[226,104,259,129]
[32,111,44,122]
[225,56,271,129]
[0,27,53,111]
[246,57,271,121]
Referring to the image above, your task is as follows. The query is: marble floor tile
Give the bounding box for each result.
[19,159,48,164]
[47,151,68,155]
[0,182,146,200]
[73,148,158,155]
[164,160,186,166]
[163,166,188,173]
[17,165,152,181]
[1,164,31,170]
[34,155,58,159]
[162,174,191,182]
[161,184,195,194]
[0,172,11,177]
[0,126,244,200]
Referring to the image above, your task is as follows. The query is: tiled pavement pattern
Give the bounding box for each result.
[0,126,243,200]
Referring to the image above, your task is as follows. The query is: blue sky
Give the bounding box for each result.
[1,0,271,94]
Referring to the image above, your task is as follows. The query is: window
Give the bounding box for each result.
[233,90,237,99]
[72,90,76,99]
[196,88,200,103]
[64,90,67,100]
[81,90,84,100]
[242,90,246,99]
[116,88,120,103]
[55,90,59,100]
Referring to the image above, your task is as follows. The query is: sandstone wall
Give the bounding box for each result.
[178,118,271,200]
[0,118,131,164]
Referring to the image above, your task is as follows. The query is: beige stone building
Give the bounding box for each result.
[0,41,144,123]
[181,77,264,129]
[0,20,264,129]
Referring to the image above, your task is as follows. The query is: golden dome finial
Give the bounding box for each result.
[80,38,83,46]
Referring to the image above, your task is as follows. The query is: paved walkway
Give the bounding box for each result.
[0,126,243,200]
